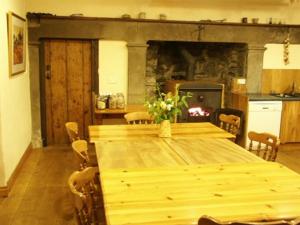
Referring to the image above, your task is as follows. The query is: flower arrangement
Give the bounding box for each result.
[145,87,192,124]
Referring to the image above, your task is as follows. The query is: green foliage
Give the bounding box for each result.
[145,87,192,124]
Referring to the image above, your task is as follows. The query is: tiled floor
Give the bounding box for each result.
[0,143,299,225]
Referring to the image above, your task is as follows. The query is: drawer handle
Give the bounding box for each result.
[262,107,269,109]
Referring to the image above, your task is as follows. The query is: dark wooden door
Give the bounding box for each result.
[44,39,93,145]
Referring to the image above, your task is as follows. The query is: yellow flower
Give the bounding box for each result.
[160,101,167,109]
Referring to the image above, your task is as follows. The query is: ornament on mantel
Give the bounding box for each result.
[283,33,290,65]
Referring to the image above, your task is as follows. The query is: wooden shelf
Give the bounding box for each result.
[27,14,300,28]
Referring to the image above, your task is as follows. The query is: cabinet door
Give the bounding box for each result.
[280,101,300,143]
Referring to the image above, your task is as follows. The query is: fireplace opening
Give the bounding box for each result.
[145,41,247,106]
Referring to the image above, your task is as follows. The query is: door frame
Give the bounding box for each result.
[39,38,99,146]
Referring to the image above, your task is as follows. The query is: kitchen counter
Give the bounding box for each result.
[244,93,300,101]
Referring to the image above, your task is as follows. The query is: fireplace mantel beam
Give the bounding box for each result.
[27,14,300,29]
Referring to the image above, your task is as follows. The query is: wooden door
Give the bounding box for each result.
[44,39,93,145]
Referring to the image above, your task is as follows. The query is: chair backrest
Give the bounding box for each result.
[248,131,280,161]
[219,114,241,137]
[68,167,100,225]
[65,122,80,143]
[72,140,90,170]
[198,215,300,225]
[124,112,153,124]
[212,108,244,143]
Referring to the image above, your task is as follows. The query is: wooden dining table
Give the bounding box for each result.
[88,122,300,225]
[101,162,300,225]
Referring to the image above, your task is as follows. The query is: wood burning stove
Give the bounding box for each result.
[176,82,223,123]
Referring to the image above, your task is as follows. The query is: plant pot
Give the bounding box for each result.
[159,120,171,138]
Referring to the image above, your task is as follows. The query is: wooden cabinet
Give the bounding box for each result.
[280,101,300,143]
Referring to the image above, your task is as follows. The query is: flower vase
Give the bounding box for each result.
[159,120,171,138]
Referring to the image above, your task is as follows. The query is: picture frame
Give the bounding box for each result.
[7,12,26,76]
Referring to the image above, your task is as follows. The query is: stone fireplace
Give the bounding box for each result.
[145,41,247,105]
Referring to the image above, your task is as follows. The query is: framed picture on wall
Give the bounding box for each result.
[7,12,26,76]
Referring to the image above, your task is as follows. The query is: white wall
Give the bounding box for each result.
[99,40,128,103]
[0,0,32,186]
[25,0,300,24]
[263,44,300,69]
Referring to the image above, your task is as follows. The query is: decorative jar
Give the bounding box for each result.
[158,120,171,138]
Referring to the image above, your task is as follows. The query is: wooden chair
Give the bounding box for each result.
[248,131,280,161]
[68,167,101,225]
[124,111,154,124]
[72,140,97,170]
[65,122,80,143]
[198,215,300,225]
[213,108,244,143]
[219,114,241,141]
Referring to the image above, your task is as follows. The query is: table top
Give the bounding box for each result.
[101,162,300,225]
[95,138,262,169]
[89,122,235,142]
[95,138,186,169]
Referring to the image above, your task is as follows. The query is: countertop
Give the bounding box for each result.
[244,93,300,101]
